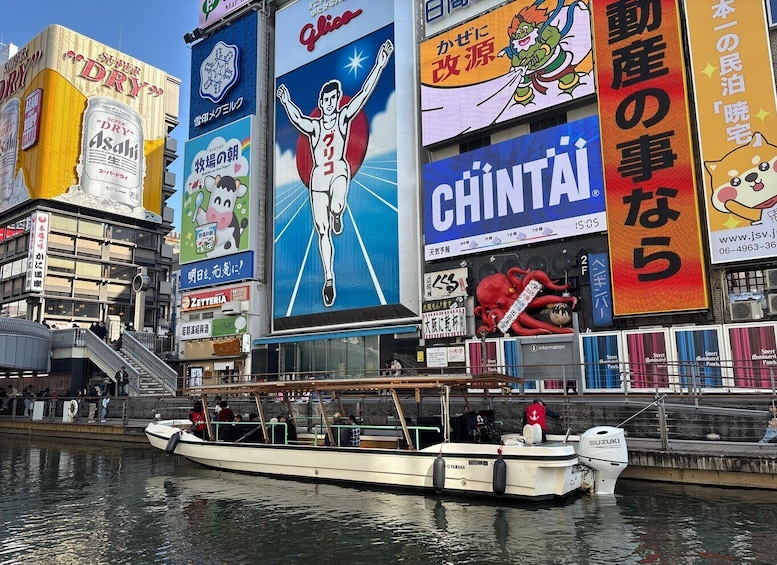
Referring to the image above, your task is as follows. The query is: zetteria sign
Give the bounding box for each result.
[181,284,250,312]
[423,115,605,260]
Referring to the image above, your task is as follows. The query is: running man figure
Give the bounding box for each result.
[277,39,394,307]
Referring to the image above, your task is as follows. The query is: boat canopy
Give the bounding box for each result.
[186,373,524,398]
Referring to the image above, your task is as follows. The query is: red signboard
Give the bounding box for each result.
[592,0,708,315]
[181,284,250,311]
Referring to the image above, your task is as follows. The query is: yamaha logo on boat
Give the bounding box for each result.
[446,464,465,470]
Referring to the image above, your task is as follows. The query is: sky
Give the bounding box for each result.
[0,0,197,231]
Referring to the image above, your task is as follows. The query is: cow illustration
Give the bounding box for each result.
[194,174,248,258]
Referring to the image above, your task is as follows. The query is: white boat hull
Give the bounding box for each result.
[146,421,594,501]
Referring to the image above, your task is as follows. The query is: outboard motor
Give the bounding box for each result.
[577,426,628,495]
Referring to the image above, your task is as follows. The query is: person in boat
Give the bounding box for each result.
[189,400,206,439]
[324,413,345,446]
[217,401,234,422]
[278,414,297,443]
[240,413,265,443]
[346,414,360,447]
[523,399,562,443]
[212,395,223,420]
[216,400,235,441]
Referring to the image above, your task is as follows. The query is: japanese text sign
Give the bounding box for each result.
[684,0,777,263]
[592,0,708,315]
[419,0,594,147]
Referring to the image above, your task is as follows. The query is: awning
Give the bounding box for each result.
[254,324,419,345]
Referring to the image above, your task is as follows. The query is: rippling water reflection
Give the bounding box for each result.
[2,436,777,564]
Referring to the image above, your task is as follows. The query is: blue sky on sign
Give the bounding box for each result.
[0,0,197,231]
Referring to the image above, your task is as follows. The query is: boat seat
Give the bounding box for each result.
[523,424,543,445]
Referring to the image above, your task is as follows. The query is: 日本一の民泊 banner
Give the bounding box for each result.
[684,0,777,264]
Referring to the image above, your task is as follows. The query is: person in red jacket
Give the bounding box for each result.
[524,399,562,443]
[189,400,207,439]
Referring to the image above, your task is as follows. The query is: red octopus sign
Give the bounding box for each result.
[474,267,577,337]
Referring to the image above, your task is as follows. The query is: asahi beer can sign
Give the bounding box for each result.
[77,96,145,208]
[0,98,20,204]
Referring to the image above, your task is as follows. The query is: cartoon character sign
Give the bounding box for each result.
[181,116,251,265]
[705,132,777,226]
[276,39,394,307]
[420,0,593,146]
[273,24,399,319]
[193,175,248,257]
[497,3,583,105]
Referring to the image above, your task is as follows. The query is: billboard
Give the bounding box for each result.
[579,332,622,390]
[419,0,594,147]
[422,0,506,38]
[24,211,49,294]
[623,328,671,390]
[592,0,708,316]
[671,325,724,388]
[179,250,254,291]
[199,0,254,30]
[180,315,248,340]
[190,10,259,135]
[423,115,605,260]
[181,284,250,312]
[684,1,777,264]
[0,25,169,219]
[181,116,252,265]
[725,323,777,389]
[273,0,419,322]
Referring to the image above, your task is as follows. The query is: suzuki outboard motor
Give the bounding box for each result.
[577,426,628,495]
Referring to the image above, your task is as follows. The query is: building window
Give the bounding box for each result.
[49,233,76,254]
[726,269,767,297]
[47,257,76,275]
[50,214,78,232]
[459,135,490,154]
[78,219,104,237]
[530,113,567,133]
[112,226,136,244]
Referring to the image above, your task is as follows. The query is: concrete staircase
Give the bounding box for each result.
[116,351,167,396]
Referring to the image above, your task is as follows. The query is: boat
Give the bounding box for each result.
[145,374,628,502]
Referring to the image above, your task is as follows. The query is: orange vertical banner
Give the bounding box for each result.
[592,0,708,316]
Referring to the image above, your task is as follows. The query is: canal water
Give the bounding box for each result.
[1,436,777,565]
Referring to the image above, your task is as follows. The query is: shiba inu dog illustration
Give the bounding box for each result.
[705,132,777,225]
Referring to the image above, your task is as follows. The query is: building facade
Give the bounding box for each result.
[0,26,179,370]
[175,0,777,395]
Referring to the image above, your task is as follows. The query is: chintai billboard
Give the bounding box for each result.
[423,115,605,260]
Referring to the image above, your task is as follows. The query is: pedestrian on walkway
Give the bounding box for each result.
[88,384,101,422]
[100,395,110,422]
[115,366,129,396]
[22,385,34,418]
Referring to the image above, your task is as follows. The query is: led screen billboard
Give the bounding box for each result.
[423,115,605,260]
[181,116,252,265]
[419,0,594,147]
